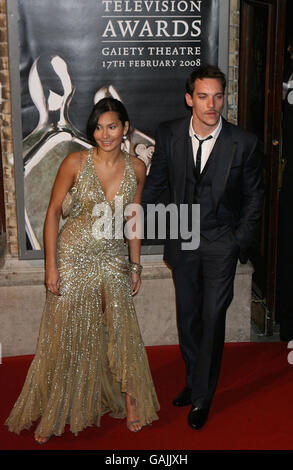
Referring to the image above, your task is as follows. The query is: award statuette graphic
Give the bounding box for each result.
[23,56,156,251]
[23,55,92,250]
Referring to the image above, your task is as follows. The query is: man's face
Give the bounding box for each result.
[185,78,225,133]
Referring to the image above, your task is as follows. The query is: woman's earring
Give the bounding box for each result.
[122,135,127,141]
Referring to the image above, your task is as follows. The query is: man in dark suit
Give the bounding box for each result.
[142,64,264,430]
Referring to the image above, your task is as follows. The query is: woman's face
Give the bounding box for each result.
[93,111,129,152]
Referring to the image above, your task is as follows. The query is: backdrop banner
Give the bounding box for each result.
[17,0,219,252]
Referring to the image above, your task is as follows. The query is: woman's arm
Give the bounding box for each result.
[44,151,81,295]
[127,156,146,296]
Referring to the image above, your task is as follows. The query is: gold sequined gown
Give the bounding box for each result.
[5,149,159,437]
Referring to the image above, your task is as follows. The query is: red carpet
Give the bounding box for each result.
[1,343,293,451]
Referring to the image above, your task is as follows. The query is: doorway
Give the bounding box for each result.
[238,0,286,336]
[275,0,293,341]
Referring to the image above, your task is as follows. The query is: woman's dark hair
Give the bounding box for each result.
[86,97,130,144]
[186,64,226,96]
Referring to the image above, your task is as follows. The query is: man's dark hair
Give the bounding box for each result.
[186,64,226,96]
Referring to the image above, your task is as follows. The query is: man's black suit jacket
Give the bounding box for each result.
[142,116,264,268]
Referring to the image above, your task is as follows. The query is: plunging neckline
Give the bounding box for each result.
[91,149,127,205]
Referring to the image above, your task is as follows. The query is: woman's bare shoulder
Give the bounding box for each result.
[64,149,88,164]
[130,155,146,175]
[60,149,89,171]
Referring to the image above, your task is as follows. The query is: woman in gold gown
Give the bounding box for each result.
[5,98,159,443]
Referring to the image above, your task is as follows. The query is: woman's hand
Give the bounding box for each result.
[131,272,141,296]
[45,265,61,296]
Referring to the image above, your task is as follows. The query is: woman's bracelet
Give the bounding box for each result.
[129,262,143,275]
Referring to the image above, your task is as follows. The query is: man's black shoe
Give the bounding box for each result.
[187,406,210,430]
[172,387,192,407]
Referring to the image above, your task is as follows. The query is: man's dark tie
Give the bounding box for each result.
[194,134,213,180]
